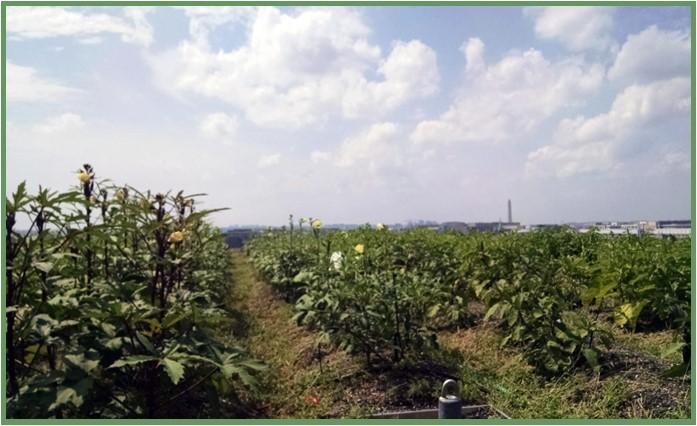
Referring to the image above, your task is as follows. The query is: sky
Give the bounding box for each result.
[5,5,693,226]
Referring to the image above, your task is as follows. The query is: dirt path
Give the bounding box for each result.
[227,250,361,418]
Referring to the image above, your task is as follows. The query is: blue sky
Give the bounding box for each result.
[6,5,692,226]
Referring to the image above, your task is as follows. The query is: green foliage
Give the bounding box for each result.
[249,222,690,377]
[6,166,263,418]
[594,235,691,364]
[472,229,611,375]
[248,224,471,365]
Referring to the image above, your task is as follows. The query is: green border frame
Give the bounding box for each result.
[0,1,694,424]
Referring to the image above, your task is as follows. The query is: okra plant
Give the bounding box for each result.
[248,223,690,377]
[6,166,264,418]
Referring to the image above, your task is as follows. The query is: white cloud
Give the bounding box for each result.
[7,6,153,46]
[335,122,399,168]
[122,7,154,45]
[526,141,616,178]
[310,150,331,163]
[525,6,615,51]
[258,153,281,168]
[200,112,239,141]
[526,77,690,178]
[461,37,485,74]
[149,7,439,128]
[325,122,412,191]
[608,25,690,82]
[341,40,439,118]
[34,113,85,133]
[8,62,81,103]
[411,40,604,145]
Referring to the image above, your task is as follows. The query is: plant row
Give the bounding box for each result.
[247,218,690,376]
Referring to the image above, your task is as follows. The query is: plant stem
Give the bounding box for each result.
[6,210,18,396]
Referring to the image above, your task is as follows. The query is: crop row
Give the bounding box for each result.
[247,217,690,376]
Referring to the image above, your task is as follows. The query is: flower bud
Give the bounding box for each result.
[78,171,92,184]
[168,231,185,244]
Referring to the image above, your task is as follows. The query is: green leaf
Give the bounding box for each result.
[614,302,647,328]
[427,304,441,318]
[293,271,314,283]
[552,326,567,341]
[50,387,80,411]
[506,308,519,326]
[238,360,267,371]
[500,334,512,348]
[65,354,99,374]
[661,342,685,358]
[162,311,189,329]
[105,337,124,350]
[547,340,564,351]
[135,332,156,354]
[33,261,54,273]
[561,311,587,337]
[100,322,117,336]
[472,281,487,297]
[108,355,158,369]
[484,303,500,321]
[24,344,42,364]
[11,181,28,210]
[49,378,92,411]
[235,368,258,388]
[161,358,186,385]
[180,354,222,369]
[582,348,600,373]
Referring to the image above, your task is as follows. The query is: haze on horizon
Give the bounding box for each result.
[6,5,692,227]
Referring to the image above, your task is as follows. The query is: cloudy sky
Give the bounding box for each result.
[6,5,692,226]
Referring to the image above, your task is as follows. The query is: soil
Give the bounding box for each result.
[601,345,690,417]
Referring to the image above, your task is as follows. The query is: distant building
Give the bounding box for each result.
[570,219,690,239]
[528,224,564,231]
[469,222,520,233]
[652,220,691,239]
[656,220,691,229]
[501,222,521,232]
[438,221,520,233]
[654,228,691,238]
[596,228,639,236]
[440,222,469,232]
[638,221,657,233]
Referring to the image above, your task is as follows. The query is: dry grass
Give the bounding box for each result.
[614,327,683,364]
[439,323,690,419]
